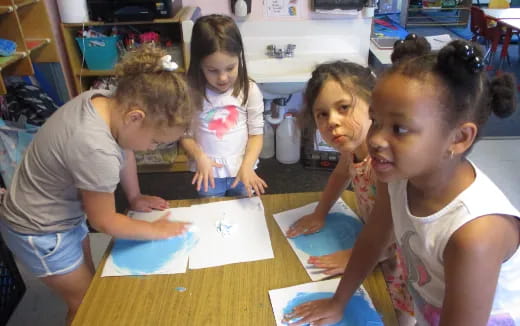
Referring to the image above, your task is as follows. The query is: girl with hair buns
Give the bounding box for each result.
[0,44,196,325]
[284,39,520,326]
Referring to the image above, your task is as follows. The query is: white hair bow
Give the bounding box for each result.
[160,55,178,71]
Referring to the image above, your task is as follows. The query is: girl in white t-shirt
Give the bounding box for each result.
[284,40,520,326]
[181,14,267,198]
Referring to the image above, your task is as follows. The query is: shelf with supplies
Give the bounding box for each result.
[136,145,190,174]
[399,0,472,26]
[60,6,200,96]
[0,0,59,94]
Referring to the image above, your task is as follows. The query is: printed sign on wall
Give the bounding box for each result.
[265,0,300,17]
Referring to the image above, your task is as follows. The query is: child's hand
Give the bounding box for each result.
[232,169,267,197]
[308,249,352,276]
[281,297,344,326]
[151,212,190,239]
[130,195,169,212]
[192,152,224,192]
[286,213,326,238]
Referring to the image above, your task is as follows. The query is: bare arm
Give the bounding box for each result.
[286,154,353,237]
[119,150,141,203]
[232,134,267,197]
[440,214,520,326]
[81,190,188,240]
[287,181,395,325]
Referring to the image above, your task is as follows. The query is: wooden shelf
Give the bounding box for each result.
[0,52,25,71]
[137,153,189,173]
[63,6,199,27]
[0,0,60,94]
[0,5,13,15]
[62,6,199,96]
[13,0,37,10]
[25,38,49,53]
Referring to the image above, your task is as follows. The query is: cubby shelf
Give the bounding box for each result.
[0,0,59,94]
[400,0,472,26]
[61,6,199,95]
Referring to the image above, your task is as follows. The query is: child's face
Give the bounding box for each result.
[368,74,451,183]
[312,80,371,154]
[201,51,239,93]
[118,113,185,151]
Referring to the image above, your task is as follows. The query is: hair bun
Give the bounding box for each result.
[391,33,431,65]
[437,41,484,80]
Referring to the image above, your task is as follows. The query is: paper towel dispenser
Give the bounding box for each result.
[312,0,368,11]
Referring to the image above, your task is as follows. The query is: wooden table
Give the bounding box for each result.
[482,8,520,20]
[72,192,398,326]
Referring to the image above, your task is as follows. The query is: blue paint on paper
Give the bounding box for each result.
[291,213,363,256]
[282,291,383,326]
[112,231,197,274]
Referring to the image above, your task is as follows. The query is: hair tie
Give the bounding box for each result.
[160,55,178,71]
[456,44,484,73]
[405,33,418,41]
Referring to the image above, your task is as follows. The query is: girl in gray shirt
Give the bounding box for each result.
[0,44,197,325]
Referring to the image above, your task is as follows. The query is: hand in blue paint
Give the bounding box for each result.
[130,194,169,212]
[282,298,343,326]
[308,249,352,276]
[286,212,326,238]
[151,212,191,239]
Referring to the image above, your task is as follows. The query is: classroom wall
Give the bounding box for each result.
[45,0,73,98]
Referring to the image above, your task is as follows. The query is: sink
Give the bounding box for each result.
[239,19,372,97]
[247,54,365,98]
[247,57,316,97]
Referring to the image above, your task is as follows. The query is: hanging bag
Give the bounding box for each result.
[0,118,39,188]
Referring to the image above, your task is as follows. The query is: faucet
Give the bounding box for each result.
[266,44,296,59]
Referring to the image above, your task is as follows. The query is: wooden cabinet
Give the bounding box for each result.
[0,0,59,94]
[399,0,472,26]
[60,6,199,96]
[59,6,200,172]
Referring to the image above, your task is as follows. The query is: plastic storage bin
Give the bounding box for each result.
[75,36,119,70]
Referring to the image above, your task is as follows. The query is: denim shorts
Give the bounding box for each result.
[0,219,88,277]
[197,177,248,198]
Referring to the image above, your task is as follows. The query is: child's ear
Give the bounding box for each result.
[125,108,146,124]
[449,122,478,156]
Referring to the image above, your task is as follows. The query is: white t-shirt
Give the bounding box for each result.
[389,162,520,325]
[191,82,264,178]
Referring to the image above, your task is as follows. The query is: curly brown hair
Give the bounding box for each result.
[114,44,198,129]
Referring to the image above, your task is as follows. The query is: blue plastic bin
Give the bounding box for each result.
[75,36,119,70]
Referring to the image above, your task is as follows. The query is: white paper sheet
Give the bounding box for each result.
[269,278,382,326]
[273,199,361,281]
[425,34,452,51]
[101,207,197,277]
[187,196,274,269]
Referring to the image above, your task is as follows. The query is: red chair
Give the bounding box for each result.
[470,6,503,65]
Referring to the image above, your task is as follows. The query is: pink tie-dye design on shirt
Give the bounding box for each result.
[203,105,239,139]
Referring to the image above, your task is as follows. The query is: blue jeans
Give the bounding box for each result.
[197,177,248,198]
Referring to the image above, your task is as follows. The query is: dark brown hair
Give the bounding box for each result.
[114,44,197,129]
[301,61,376,137]
[387,39,517,143]
[187,14,249,106]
